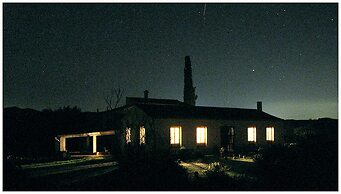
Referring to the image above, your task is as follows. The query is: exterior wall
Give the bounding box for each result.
[154,118,284,153]
[120,106,158,153]
[120,106,284,154]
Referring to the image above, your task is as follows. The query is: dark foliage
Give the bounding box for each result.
[4,107,55,158]
[202,162,235,190]
[3,158,29,190]
[66,151,190,191]
[254,134,338,190]
[42,106,81,113]
[116,152,189,190]
[183,56,197,106]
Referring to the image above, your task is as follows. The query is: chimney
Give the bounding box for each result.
[144,90,149,99]
[257,101,262,111]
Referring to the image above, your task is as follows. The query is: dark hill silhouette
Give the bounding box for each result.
[284,118,338,143]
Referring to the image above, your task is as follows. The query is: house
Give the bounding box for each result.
[55,56,284,156]
[117,95,283,155]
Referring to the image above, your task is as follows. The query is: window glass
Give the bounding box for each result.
[140,126,146,144]
[248,127,256,142]
[266,127,275,141]
[126,128,131,144]
[170,126,181,146]
[196,127,207,145]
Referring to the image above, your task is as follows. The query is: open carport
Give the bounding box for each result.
[56,130,116,155]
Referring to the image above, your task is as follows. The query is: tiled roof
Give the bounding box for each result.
[126,97,185,106]
[133,103,282,121]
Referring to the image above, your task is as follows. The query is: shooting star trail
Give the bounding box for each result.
[203,4,207,16]
[203,4,207,25]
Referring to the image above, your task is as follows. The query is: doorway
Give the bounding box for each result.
[220,126,235,152]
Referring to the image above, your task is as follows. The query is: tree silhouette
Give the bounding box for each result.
[104,88,125,110]
[183,56,197,106]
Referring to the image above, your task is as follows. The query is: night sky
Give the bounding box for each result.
[4,3,338,119]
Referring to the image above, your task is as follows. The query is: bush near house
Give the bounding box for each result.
[114,150,190,190]
[254,134,338,191]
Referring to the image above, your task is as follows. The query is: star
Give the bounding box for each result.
[41,65,47,74]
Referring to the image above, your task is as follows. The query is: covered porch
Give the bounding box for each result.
[56,130,116,155]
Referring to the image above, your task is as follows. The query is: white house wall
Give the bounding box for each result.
[120,106,284,153]
[154,118,284,151]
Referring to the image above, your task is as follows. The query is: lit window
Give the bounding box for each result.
[266,127,275,142]
[248,127,256,142]
[170,126,182,147]
[196,127,207,146]
[140,126,146,145]
[125,128,131,144]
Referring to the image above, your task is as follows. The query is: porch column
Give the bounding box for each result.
[60,137,66,152]
[93,135,97,153]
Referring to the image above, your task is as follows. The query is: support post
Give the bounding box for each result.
[93,135,97,153]
[60,137,66,152]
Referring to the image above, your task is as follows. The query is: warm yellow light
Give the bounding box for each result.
[248,127,256,142]
[266,127,275,142]
[196,127,207,145]
[125,128,131,144]
[88,132,100,136]
[92,135,97,153]
[60,137,66,151]
[140,126,146,145]
[170,126,182,145]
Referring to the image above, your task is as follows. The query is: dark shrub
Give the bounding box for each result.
[176,146,191,161]
[254,137,338,191]
[116,150,190,190]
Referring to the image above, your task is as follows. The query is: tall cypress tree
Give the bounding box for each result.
[183,56,197,106]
